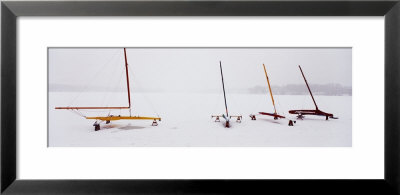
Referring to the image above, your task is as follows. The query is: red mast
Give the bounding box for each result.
[298,65,318,110]
[124,48,131,109]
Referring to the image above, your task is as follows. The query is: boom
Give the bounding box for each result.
[299,65,318,110]
[55,106,129,110]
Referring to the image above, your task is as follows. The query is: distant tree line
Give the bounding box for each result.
[50,83,351,95]
[247,83,352,96]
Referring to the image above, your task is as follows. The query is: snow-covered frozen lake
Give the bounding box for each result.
[49,92,351,147]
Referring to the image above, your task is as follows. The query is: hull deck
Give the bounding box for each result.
[86,116,161,121]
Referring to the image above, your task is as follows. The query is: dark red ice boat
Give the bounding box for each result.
[288,65,338,120]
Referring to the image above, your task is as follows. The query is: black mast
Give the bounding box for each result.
[220,61,229,116]
[299,65,319,110]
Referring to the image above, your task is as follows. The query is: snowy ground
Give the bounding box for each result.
[49,92,351,147]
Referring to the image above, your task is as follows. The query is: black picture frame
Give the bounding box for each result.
[2,0,399,194]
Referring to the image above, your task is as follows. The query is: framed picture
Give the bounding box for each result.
[48,47,351,147]
[2,0,399,194]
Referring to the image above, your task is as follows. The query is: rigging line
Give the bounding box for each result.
[263,82,273,112]
[127,64,136,108]
[137,86,159,115]
[101,69,125,108]
[143,93,159,115]
[100,54,124,107]
[77,109,86,117]
[127,64,161,115]
[69,50,120,105]
[301,87,308,109]
[80,109,115,113]
[257,93,266,112]
[275,98,286,117]
[67,49,121,106]
[212,93,223,114]
[229,93,242,116]
[250,95,260,114]
[69,109,86,118]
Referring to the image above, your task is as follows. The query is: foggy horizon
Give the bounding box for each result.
[49,47,352,95]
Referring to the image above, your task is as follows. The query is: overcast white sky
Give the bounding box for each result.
[49,47,351,93]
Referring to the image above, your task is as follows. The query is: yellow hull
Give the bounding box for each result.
[86,116,161,121]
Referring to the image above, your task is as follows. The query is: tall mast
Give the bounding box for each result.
[124,48,132,116]
[263,64,277,114]
[220,61,229,117]
[298,65,318,110]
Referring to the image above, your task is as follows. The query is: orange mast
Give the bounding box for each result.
[263,64,277,114]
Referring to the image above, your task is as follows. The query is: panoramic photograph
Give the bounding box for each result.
[48,47,352,147]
